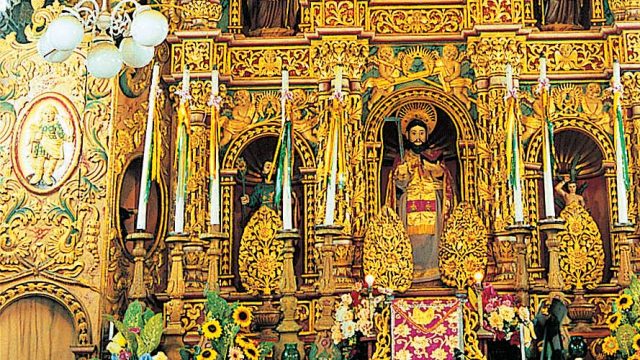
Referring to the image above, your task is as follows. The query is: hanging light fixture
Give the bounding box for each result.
[39,0,168,78]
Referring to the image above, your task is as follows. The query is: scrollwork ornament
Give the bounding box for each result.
[238,206,284,296]
[557,201,604,291]
[369,8,465,34]
[439,202,488,290]
[363,206,413,293]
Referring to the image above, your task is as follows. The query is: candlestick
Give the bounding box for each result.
[539,57,555,219]
[209,69,220,226]
[136,64,160,231]
[613,60,629,224]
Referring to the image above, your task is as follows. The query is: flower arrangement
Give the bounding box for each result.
[182,291,273,360]
[602,275,640,359]
[105,301,166,360]
[481,284,534,348]
[330,282,389,358]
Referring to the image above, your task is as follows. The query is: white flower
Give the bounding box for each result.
[228,346,244,360]
[340,293,353,305]
[341,320,356,338]
[335,306,349,322]
[356,319,373,336]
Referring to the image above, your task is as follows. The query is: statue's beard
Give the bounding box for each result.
[408,141,429,154]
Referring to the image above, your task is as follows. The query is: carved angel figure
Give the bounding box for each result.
[289,89,320,144]
[257,49,283,76]
[554,44,580,71]
[220,89,257,146]
[436,44,473,110]
[581,82,611,133]
[363,46,402,110]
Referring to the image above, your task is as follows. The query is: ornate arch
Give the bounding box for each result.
[363,86,479,216]
[222,121,316,170]
[0,281,92,346]
[524,117,615,164]
[364,86,477,143]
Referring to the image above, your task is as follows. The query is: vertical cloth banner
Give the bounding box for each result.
[392,298,461,360]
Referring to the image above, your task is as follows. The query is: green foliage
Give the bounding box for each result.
[137,314,164,356]
[105,301,165,360]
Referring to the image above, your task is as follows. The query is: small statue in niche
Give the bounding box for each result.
[240,161,276,211]
[555,174,586,209]
[244,0,299,37]
[542,0,587,30]
[436,44,473,110]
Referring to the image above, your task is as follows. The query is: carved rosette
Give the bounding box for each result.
[363,206,413,293]
[558,202,604,291]
[439,203,488,290]
[238,206,285,295]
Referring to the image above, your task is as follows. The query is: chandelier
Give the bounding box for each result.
[38,0,168,78]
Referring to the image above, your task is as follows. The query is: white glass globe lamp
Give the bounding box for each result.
[86,35,123,78]
[130,6,168,47]
[119,36,154,68]
[47,13,84,51]
[37,31,73,63]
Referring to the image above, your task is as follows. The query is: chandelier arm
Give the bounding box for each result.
[109,0,142,37]
[65,0,101,30]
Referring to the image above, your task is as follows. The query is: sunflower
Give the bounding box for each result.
[203,319,223,340]
[608,313,622,331]
[618,294,634,311]
[233,306,254,328]
[602,336,619,356]
[634,334,640,351]
[197,349,218,360]
[243,341,260,360]
[235,334,250,348]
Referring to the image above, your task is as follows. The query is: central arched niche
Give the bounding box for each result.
[380,103,460,206]
[231,135,305,290]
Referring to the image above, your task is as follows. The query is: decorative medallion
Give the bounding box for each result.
[11,93,81,194]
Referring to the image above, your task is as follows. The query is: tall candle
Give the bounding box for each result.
[519,323,526,360]
[136,64,160,231]
[108,321,114,340]
[281,68,293,230]
[458,301,464,352]
[613,60,629,224]
[324,67,343,225]
[506,64,524,223]
[540,57,555,219]
[174,68,189,233]
[210,69,220,226]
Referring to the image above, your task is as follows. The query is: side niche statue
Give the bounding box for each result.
[542,0,586,30]
[386,108,454,283]
[245,0,299,36]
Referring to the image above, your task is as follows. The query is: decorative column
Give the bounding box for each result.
[506,223,533,306]
[275,229,304,358]
[127,232,153,300]
[200,230,225,292]
[164,232,190,359]
[539,218,566,297]
[613,224,636,286]
[314,224,342,330]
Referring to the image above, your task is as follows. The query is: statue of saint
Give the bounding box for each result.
[386,117,454,283]
[543,0,585,30]
[245,0,299,36]
[554,174,586,208]
[241,161,276,210]
[28,104,71,186]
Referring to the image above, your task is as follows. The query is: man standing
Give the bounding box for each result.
[241,161,276,211]
[387,118,453,282]
[29,104,70,186]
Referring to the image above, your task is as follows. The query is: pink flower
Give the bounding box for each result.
[119,350,132,360]
[129,327,140,334]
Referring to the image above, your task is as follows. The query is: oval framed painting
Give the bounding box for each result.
[12,93,82,194]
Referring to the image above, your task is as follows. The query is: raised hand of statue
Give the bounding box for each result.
[240,194,250,205]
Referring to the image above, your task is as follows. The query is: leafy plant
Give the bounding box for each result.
[104,301,166,360]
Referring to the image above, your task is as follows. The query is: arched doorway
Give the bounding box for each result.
[0,296,75,359]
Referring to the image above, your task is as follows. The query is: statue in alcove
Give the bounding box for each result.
[555,174,586,209]
[385,106,454,283]
[541,0,589,30]
[245,0,299,36]
[241,160,276,211]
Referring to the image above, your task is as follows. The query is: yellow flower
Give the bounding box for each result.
[112,332,127,347]
[243,341,260,360]
[498,305,515,322]
[203,319,223,340]
[233,306,253,328]
[618,294,634,311]
[634,334,640,351]
[106,341,122,354]
[602,336,619,356]
[197,349,217,360]
[153,352,168,360]
[608,313,622,331]
[236,334,250,348]
[488,311,503,330]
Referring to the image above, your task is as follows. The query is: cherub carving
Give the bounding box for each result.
[363,46,403,110]
[220,89,257,146]
[581,83,612,133]
[520,87,547,141]
[553,44,581,71]
[436,44,473,110]
[257,49,283,77]
[290,89,320,144]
